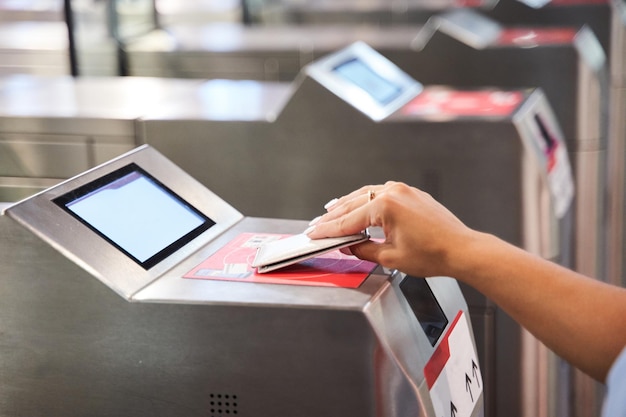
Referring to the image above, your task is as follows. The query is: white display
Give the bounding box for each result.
[333,58,402,105]
[55,164,214,269]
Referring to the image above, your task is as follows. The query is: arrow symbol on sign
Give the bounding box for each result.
[472,360,481,388]
[451,401,457,417]
[465,373,474,402]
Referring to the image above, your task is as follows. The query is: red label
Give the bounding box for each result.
[402,88,524,118]
[498,28,577,46]
[424,311,464,389]
[424,333,451,389]
[183,233,376,288]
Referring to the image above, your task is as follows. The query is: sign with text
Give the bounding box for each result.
[424,311,483,417]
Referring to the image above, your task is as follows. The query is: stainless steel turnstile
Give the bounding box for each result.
[0,145,485,417]
[125,24,421,81]
[485,0,612,54]
[0,75,205,187]
[0,43,579,417]
[0,0,63,22]
[139,43,575,417]
[403,8,609,286]
[0,22,70,76]
[450,6,622,416]
[484,0,626,293]
[244,0,497,25]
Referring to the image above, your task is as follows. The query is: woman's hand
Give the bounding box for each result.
[306,181,477,278]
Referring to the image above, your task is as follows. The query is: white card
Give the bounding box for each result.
[251,232,369,273]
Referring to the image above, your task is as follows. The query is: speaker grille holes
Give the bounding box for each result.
[209,393,238,416]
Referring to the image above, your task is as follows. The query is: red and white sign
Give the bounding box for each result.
[424,311,483,417]
[529,116,574,219]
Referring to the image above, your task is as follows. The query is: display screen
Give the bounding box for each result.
[400,277,449,346]
[333,58,403,105]
[54,163,215,269]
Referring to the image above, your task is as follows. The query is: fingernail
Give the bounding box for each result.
[303,225,315,235]
[309,215,322,226]
[324,198,339,210]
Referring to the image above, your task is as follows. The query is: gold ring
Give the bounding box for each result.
[368,190,376,201]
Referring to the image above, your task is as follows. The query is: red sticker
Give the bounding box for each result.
[498,28,577,46]
[403,88,524,117]
[424,310,464,389]
[183,233,376,288]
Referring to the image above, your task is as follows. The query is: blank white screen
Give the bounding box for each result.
[66,171,205,262]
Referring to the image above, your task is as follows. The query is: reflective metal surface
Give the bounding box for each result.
[0,0,63,22]
[0,3,620,416]
[305,42,423,121]
[125,23,422,81]
[247,0,498,25]
[0,75,204,178]
[0,146,483,417]
[405,9,609,283]
[0,177,60,202]
[140,63,572,417]
[485,0,612,55]
[4,145,245,299]
[0,22,69,76]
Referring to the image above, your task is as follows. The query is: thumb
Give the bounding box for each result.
[347,240,388,264]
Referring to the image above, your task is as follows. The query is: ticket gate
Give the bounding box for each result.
[0,145,484,417]
[0,74,206,184]
[125,23,421,81]
[244,0,497,25]
[483,0,626,292]
[0,0,63,22]
[425,0,626,349]
[140,42,575,417]
[0,22,70,76]
[403,9,609,284]
[485,0,612,54]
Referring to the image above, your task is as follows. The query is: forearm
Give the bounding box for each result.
[307,182,626,380]
[452,232,626,382]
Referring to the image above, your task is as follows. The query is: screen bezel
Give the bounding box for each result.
[53,163,215,270]
[400,276,449,347]
[332,57,404,105]
[305,42,422,122]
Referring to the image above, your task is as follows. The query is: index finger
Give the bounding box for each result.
[307,202,373,239]
[325,184,385,212]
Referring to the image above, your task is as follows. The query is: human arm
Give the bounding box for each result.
[306,181,626,382]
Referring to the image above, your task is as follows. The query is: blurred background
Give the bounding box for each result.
[1,2,624,417]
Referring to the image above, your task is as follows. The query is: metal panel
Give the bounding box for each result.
[125,24,421,81]
[401,12,608,289]
[140,73,568,417]
[0,154,482,416]
[0,75,207,179]
[4,145,245,299]
[0,21,69,75]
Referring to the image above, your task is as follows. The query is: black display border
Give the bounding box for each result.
[53,163,215,270]
[400,276,450,347]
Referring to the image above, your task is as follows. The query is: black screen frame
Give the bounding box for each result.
[400,276,449,346]
[53,163,215,270]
